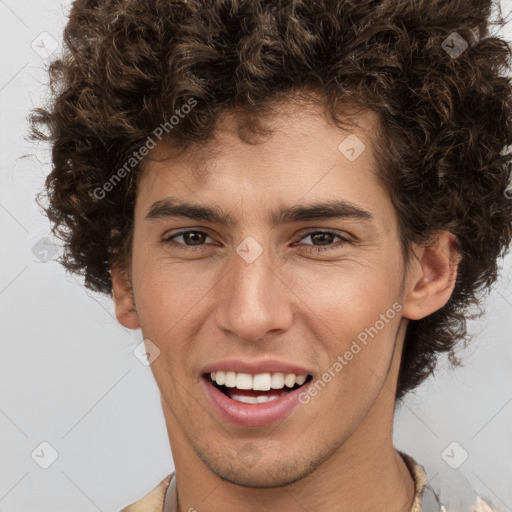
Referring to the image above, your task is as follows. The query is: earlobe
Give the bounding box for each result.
[111,264,141,330]
[401,232,460,321]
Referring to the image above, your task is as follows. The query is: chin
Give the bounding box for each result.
[194,445,328,489]
[208,462,313,488]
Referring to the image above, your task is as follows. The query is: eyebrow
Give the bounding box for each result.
[145,197,374,227]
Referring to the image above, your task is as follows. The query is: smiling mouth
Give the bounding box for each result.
[205,371,313,404]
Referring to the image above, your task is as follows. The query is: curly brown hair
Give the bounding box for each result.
[30,0,512,401]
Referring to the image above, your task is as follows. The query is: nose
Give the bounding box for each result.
[214,244,294,342]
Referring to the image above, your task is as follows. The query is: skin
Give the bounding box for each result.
[112,100,460,512]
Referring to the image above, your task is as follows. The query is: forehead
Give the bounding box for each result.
[139,101,382,185]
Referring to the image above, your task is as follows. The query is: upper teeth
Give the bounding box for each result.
[210,371,308,390]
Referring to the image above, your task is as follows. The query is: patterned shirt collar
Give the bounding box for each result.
[121,451,495,512]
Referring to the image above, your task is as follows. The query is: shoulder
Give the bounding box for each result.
[398,450,500,512]
[470,496,501,512]
[119,473,173,512]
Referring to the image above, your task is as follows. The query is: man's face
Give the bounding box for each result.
[123,102,410,487]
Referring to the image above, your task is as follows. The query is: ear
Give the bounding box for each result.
[401,231,461,320]
[111,264,140,330]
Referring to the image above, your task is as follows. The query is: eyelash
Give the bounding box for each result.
[162,230,350,253]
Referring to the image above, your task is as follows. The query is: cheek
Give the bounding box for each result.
[130,250,223,353]
[285,256,403,330]
[283,258,403,388]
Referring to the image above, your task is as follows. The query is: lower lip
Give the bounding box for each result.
[203,378,310,428]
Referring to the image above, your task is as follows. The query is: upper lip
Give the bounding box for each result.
[201,359,314,376]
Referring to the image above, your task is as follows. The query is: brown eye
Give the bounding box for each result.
[180,231,208,245]
[305,232,337,246]
[163,230,213,248]
[298,231,350,253]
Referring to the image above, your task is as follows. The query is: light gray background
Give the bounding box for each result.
[0,1,511,511]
